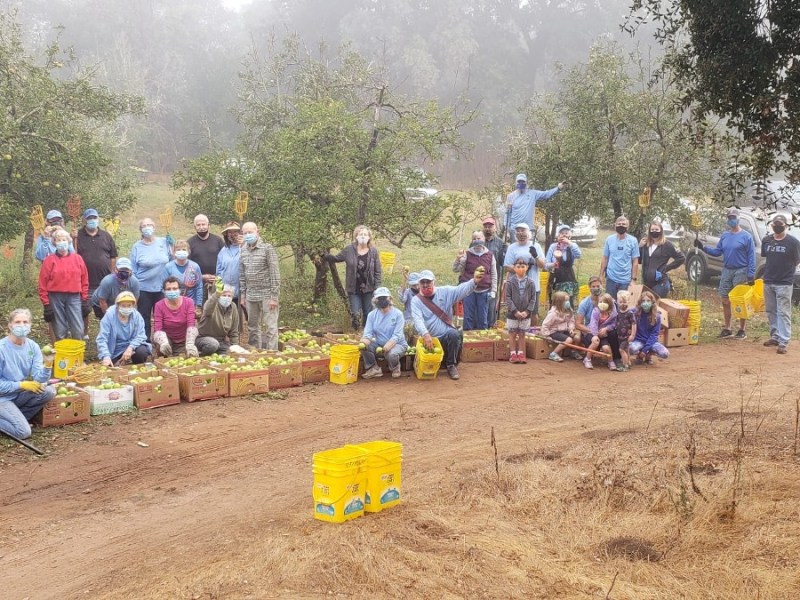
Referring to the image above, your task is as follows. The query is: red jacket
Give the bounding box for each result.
[39,251,89,304]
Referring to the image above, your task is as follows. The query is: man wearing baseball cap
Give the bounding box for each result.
[504,173,568,239]
[482,216,507,326]
[761,214,800,354]
[34,209,74,261]
[693,208,756,338]
[74,208,118,338]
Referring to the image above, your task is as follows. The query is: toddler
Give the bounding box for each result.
[614,290,637,371]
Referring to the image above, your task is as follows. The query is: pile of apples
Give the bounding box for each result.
[130,375,164,384]
[279,329,310,343]
[86,380,125,391]
[294,339,331,355]
[214,362,271,373]
[163,357,202,369]
[463,329,504,342]
[56,385,75,396]
[251,355,299,367]
[183,368,217,376]
[128,364,159,375]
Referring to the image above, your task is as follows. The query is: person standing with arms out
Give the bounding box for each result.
[693,208,756,339]
[188,214,225,303]
[760,214,800,354]
[600,215,640,300]
[0,309,56,441]
[130,218,172,340]
[239,222,280,351]
[504,173,567,237]
[482,216,507,327]
[73,208,118,340]
[638,219,685,298]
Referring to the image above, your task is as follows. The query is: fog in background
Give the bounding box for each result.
[8,0,656,187]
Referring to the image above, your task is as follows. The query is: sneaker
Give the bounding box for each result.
[362,365,383,379]
[777,345,788,355]
[548,352,564,362]
[719,329,733,338]
[446,365,460,380]
[391,365,402,378]
[570,350,584,360]
[608,360,617,371]
[618,365,630,372]
[734,329,747,340]
[583,357,593,370]
[764,338,780,347]
[518,354,527,364]
[509,352,520,364]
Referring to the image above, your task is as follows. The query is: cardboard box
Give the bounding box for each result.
[657,306,670,329]
[115,363,162,383]
[296,353,331,383]
[658,299,690,329]
[132,373,181,409]
[224,368,271,397]
[525,335,553,359]
[268,361,303,390]
[85,384,135,415]
[494,339,510,361]
[460,340,495,362]
[34,389,90,427]
[323,333,360,346]
[664,327,690,347]
[627,284,659,308]
[172,366,228,402]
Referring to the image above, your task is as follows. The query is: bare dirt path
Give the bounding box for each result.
[1,342,796,599]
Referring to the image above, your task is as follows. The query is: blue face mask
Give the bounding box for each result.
[516,181,526,191]
[564,301,571,311]
[56,241,69,252]
[11,324,30,338]
[641,301,653,312]
[165,290,181,300]
[118,306,135,317]
[175,250,189,260]
[727,218,739,228]
[218,296,232,308]
[86,219,99,231]
[141,226,155,237]
[243,233,257,245]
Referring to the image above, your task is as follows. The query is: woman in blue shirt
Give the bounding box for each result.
[130,218,171,339]
[359,287,408,380]
[216,222,242,301]
[96,292,151,366]
[161,239,203,311]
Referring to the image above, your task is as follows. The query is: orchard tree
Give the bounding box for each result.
[174,37,476,303]
[0,10,144,267]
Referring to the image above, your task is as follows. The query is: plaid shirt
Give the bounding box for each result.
[239,238,280,301]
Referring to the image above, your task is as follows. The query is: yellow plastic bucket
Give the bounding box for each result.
[578,284,590,303]
[53,339,86,378]
[414,337,443,380]
[729,284,755,319]
[688,324,700,345]
[329,344,360,385]
[312,446,369,523]
[347,441,403,513]
[751,279,765,312]
[379,251,396,275]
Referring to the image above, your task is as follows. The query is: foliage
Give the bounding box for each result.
[626,0,800,182]
[0,10,144,257]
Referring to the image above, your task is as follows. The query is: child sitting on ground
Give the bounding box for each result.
[541,291,576,362]
[506,258,536,364]
[614,290,637,372]
[587,292,618,371]
[630,290,669,364]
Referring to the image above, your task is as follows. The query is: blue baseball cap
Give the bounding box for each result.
[407,272,421,285]
[46,210,63,221]
[373,286,392,298]
[83,208,99,219]
[116,257,132,270]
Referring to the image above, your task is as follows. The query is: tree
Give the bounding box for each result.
[0,10,144,267]
[627,1,800,182]
[174,37,476,304]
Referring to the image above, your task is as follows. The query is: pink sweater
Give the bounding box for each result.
[540,308,576,337]
[153,297,196,343]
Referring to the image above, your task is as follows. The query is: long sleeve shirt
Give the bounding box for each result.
[702,230,756,277]
[34,235,74,262]
[363,307,407,350]
[540,308,576,337]
[216,245,241,298]
[161,259,204,307]
[197,292,240,345]
[398,287,416,321]
[91,273,141,308]
[633,312,662,353]
[38,251,89,304]
[0,337,49,401]
[130,238,172,293]
[239,238,280,301]
[505,186,560,232]
[153,297,196,344]
[328,244,382,295]
[546,241,582,264]
[410,280,476,338]
[589,306,618,336]
[96,306,150,361]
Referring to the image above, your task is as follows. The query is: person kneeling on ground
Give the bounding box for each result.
[541,291,577,363]
[360,287,408,380]
[410,268,481,380]
[0,308,56,440]
[629,291,668,364]
[96,292,152,366]
[505,258,536,364]
[152,276,199,357]
[196,284,241,356]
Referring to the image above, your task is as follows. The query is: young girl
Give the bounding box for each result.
[630,291,669,364]
[506,258,536,364]
[541,291,576,362]
[587,293,618,370]
[614,290,637,372]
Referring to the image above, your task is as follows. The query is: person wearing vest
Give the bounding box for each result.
[453,239,497,330]
[545,225,582,307]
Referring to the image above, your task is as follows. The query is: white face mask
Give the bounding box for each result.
[356,235,369,245]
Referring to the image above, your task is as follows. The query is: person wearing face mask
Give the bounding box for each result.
[161,240,204,313]
[693,208,756,339]
[74,208,118,338]
[359,287,408,379]
[152,277,199,357]
[398,271,421,322]
[541,291,577,362]
[38,229,89,341]
[91,257,141,319]
[638,219,685,298]
[216,222,243,302]
[0,308,56,440]
[130,218,172,340]
[239,222,281,351]
[629,291,669,364]
[188,214,225,303]
[504,173,568,241]
[600,216,640,300]
[614,290,637,372]
[503,223,546,324]
[481,216,507,326]
[326,225,383,331]
[96,292,151,366]
[545,225,582,307]
[760,214,800,354]
[574,275,604,359]
[587,293,619,370]
[453,236,498,330]
[34,210,74,261]
[196,285,241,356]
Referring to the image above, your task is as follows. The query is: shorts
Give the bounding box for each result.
[581,332,593,347]
[719,266,748,297]
[549,331,572,343]
[619,339,630,351]
[506,318,531,332]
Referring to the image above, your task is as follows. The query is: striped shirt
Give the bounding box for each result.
[239,238,280,301]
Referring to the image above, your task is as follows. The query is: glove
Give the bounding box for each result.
[186,344,199,358]
[228,344,250,354]
[43,304,54,323]
[747,279,755,286]
[693,238,704,250]
[81,299,91,318]
[654,270,663,282]
[20,380,45,394]
[215,277,224,293]
[529,245,538,258]
[165,232,176,247]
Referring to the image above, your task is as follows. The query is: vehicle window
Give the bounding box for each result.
[738,219,754,237]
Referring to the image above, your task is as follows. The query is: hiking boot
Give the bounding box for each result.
[391,364,402,378]
[734,329,747,340]
[362,365,383,379]
[647,355,655,365]
[719,328,733,338]
[764,338,779,347]
[446,365,460,380]
[777,345,788,355]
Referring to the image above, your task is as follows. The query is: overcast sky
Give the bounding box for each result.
[222,0,253,10]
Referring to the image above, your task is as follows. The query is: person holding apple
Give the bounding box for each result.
[0,308,56,440]
[196,284,240,356]
[359,287,407,379]
[96,292,151,366]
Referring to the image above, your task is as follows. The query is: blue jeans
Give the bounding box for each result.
[764,283,792,346]
[0,387,56,439]
[650,278,671,299]
[463,291,489,330]
[630,340,669,359]
[348,292,373,330]
[361,340,405,370]
[605,279,629,301]
[50,292,84,340]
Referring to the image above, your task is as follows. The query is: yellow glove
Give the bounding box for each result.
[20,380,45,393]
[215,277,224,293]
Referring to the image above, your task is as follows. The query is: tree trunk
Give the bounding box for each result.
[293,244,305,277]
[312,255,328,304]
[21,227,34,273]
[609,183,623,218]
[328,259,352,320]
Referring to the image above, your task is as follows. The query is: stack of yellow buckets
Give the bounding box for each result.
[679,299,702,345]
[313,441,403,523]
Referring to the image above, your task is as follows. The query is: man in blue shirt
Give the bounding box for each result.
[600,215,640,300]
[504,173,567,239]
[694,208,756,339]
